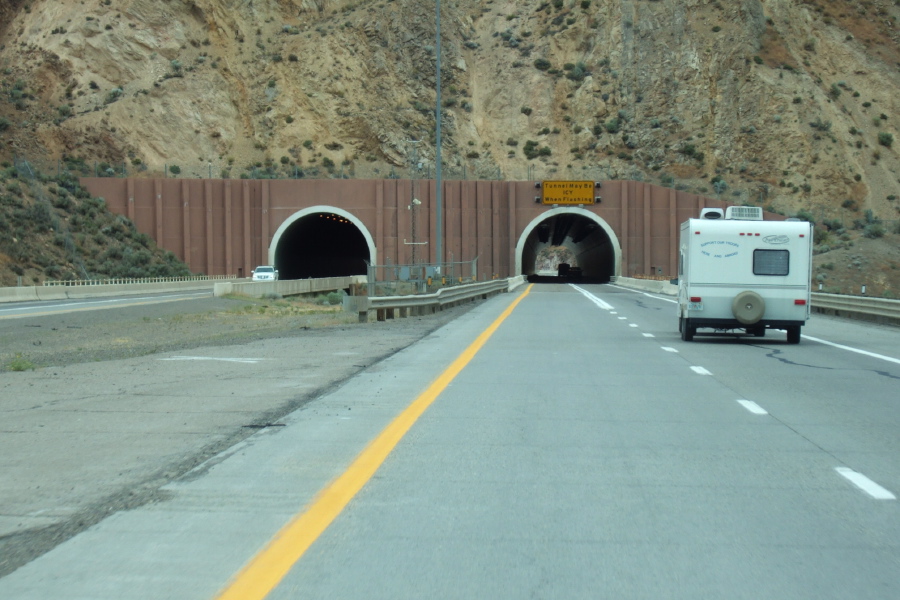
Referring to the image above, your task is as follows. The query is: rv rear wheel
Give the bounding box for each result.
[732,291,765,325]
[680,318,695,341]
[786,326,801,344]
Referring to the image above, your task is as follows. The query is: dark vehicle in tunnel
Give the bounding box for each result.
[522,212,615,283]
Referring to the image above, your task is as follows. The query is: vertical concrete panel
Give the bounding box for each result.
[242,180,251,277]
[507,183,518,275]
[127,179,135,222]
[463,181,473,267]
[376,180,384,264]
[215,180,228,275]
[181,180,191,270]
[186,179,209,274]
[453,181,462,264]
[461,181,473,264]
[399,179,412,264]
[262,181,270,263]
[205,180,214,275]
[160,180,184,261]
[677,192,699,225]
[224,180,233,276]
[446,181,461,265]
[86,179,125,215]
[476,181,490,279]
[669,188,677,276]
[130,180,152,240]
[492,181,501,278]
[435,179,444,264]
[154,179,163,247]
[383,179,398,265]
[643,183,651,275]
[157,179,186,261]
[426,180,436,264]
[620,181,629,275]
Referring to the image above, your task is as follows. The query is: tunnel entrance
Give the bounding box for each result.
[271,206,375,280]
[516,208,620,283]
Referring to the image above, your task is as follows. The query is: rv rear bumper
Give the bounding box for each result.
[688,318,806,330]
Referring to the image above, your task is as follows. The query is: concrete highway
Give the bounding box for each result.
[1,283,897,599]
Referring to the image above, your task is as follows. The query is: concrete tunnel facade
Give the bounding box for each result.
[80,177,732,281]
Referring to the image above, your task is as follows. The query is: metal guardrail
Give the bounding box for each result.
[614,278,900,326]
[348,279,512,322]
[44,275,236,287]
[810,293,900,325]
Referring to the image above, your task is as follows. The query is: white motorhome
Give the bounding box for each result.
[677,206,813,343]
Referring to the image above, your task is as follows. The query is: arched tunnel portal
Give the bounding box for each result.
[270,206,376,280]
[516,208,621,283]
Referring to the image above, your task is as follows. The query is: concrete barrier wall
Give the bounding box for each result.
[614,277,678,296]
[508,275,527,291]
[215,276,366,298]
[0,279,233,304]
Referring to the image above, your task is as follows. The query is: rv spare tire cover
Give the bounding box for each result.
[732,291,765,325]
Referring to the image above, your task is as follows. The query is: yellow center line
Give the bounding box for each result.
[213,283,533,600]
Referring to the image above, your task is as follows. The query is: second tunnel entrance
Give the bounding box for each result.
[517,209,619,283]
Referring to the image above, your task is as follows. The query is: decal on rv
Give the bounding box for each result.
[763,235,790,245]
[700,240,740,258]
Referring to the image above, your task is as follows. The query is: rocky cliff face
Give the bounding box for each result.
[1,0,898,222]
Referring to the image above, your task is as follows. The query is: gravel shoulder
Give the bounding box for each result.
[0,294,476,577]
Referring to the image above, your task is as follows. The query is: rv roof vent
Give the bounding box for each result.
[725,206,764,221]
[700,208,725,219]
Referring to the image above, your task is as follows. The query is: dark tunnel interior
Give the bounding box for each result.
[274,213,370,279]
[522,213,615,283]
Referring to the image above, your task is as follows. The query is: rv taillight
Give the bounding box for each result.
[794,299,807,305]
[690,296,702,303]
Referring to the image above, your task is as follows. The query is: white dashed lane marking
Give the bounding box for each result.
[737,400,768,415]
[835,468,896,500]
[160,356,265,364]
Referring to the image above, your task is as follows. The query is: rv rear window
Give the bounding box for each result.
[753,249,789,276]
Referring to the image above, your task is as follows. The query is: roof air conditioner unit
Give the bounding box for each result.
[725,206,764,221]
[700,208,724,219]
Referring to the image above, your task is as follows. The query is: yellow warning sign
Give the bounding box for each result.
[542,181,595,205]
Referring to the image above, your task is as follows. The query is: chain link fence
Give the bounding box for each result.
[367,258,481,297]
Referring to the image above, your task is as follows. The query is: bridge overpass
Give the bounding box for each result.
[81,177,731,281]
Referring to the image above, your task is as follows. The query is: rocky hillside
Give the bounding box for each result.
[0,159,191,286]
[0,0,899,294]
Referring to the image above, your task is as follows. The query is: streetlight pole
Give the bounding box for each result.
[434,0,443,269]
